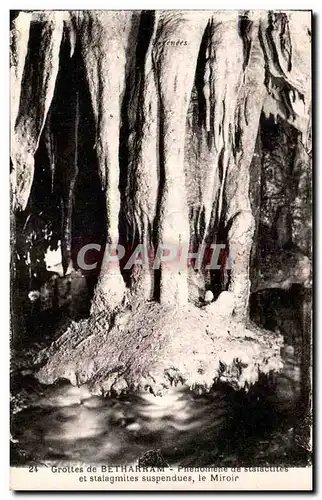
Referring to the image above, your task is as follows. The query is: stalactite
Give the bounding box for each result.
[47,24,81,276]
[223,15,267,320]
[77,11,141,313]
[185,12,263,307]
[261,11,311,135]
[10,11,311,393]
[41,113,56,194]
[60,90,79,275]
[126,12,159,300]
[10,12,32,139]
[200,11,244,247]
[152,11,209,306]
[11,12,65,211]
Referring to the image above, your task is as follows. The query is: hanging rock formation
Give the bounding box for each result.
[10,10,311,394]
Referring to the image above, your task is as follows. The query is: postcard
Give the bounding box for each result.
[10,9,312,491]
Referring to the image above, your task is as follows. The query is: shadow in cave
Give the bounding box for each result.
[12,25,108,351]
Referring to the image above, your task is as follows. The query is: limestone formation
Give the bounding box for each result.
[10,10,311,393]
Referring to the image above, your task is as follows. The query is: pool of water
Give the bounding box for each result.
[10,344,310,468]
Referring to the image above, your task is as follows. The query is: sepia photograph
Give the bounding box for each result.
[9,9,312,491]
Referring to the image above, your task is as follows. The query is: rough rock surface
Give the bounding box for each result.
[36,295,283,395]
[10,10,311,395]
[10,11,311,308]
[11,12,65,211]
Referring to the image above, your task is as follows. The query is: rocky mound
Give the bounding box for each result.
[36,293,283,396]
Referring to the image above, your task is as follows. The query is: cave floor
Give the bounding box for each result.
[32,300,284,395]
[11,345,310,468]
[10,295,311,468]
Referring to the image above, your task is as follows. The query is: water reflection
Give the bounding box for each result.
[11,346,309,467]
